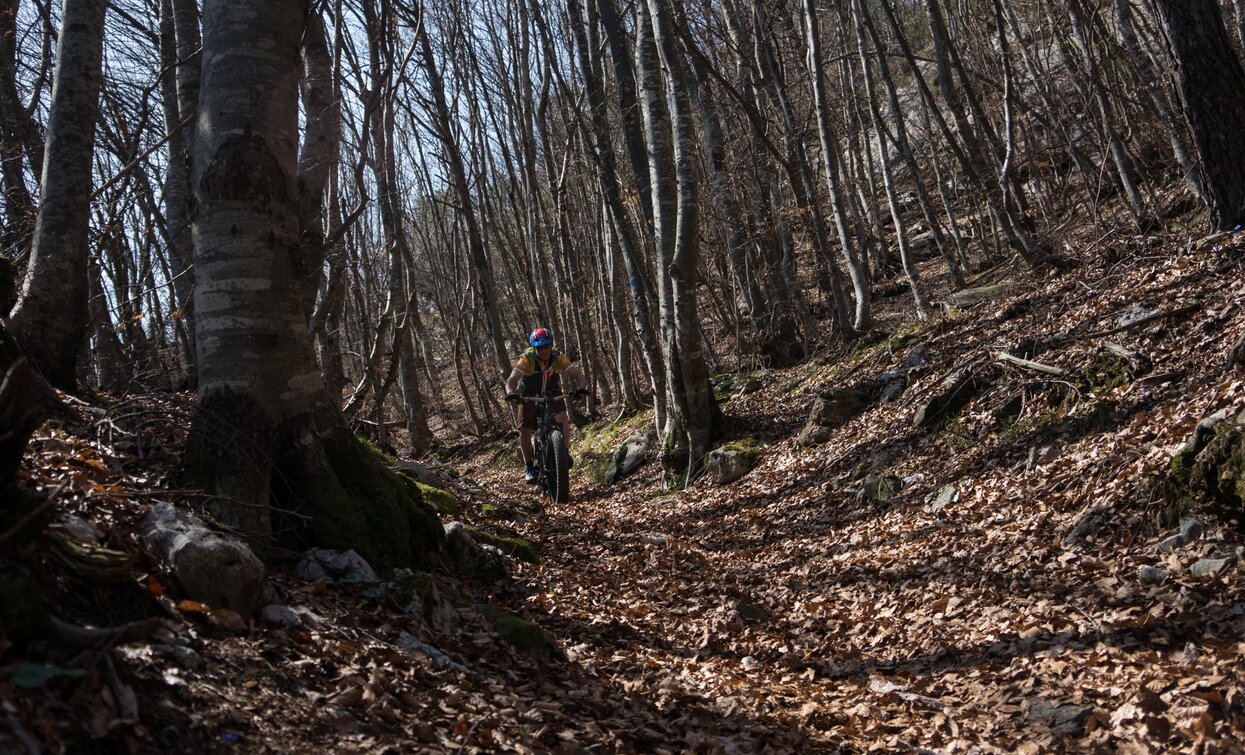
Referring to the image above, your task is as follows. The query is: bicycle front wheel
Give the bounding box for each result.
[544,428,571,503]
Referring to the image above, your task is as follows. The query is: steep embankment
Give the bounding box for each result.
[4,233,1245,753]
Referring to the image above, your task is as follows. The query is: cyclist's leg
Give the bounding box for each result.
[519,427,534,465]
[554,411,571,445]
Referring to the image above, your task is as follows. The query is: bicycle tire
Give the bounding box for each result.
[545,428,571,503]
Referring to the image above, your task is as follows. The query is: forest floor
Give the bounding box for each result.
[5,225,1245,754]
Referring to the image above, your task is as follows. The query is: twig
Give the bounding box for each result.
[1,711,40,755]
[1078,301,1201,340]
[995,351,1065,376]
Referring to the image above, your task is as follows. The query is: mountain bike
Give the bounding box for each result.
[518,393,574,503]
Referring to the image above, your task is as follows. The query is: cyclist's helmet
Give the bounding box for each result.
[529,327,553,348]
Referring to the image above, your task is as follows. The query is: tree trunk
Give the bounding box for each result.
[1150,0,1245,230]
[184,0,442,569]
[7,0,108,390]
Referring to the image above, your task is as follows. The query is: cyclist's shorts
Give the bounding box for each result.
[520,398,566,430]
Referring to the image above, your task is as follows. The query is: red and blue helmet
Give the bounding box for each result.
[528,327,553,347]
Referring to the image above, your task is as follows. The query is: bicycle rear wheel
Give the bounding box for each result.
[544,428,571,503]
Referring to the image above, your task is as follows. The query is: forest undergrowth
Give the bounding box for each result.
[4,223,1245,754]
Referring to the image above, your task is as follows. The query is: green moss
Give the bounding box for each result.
[465,526,539,564]
[717,438,764,460]
[390,569,459,626]
[1170,448,1197,485]
[415,482,459,516]
[575,410,654,484]
[1083,353,1132,393]
[355,433,396,464]
[477,604,564,661]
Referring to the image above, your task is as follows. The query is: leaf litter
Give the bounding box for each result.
[2,235,1245,752]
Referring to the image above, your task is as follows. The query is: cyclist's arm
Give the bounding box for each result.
[504,368,525,395]
[565,363,588,392]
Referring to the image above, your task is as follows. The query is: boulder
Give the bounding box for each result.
[605,434,650,485]
[414,482,459,516]
[140,502,265,614]
[913,368,988,429]
[390,568,460,633]
[930,484,958,515]
[260,605,302,628]
[1189,556,1235,578]
[396,631,468,673]
[799,387,874,446]
[442,522,509,583]
[1138,565,1170,584]
[391,459,450,489]
[295,548,379,583]
[704,441,762,485]
[1157,534,1187,553]
[862,475,903,502]
[1180,518,1206,541]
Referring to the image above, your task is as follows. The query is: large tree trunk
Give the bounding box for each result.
[6,0,107,390]
[1151,0,1245,231]
[644,0,719,476]
[184,0,441,570]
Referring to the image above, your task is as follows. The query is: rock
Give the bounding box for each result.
[913,368,987,429]
[1026,445,1061,472]
[414,482,459,517]
[442,522,509,583]
[140,502,265,615]
[930,484,958,514]
[51,514,100,545]
[260,605,302,628]
[1189,556,1236,578]
[476,604,565,661]
[605,434,650,485]
[947,282,1019,307]
[904,344,928,371]
[811,387,874,427]
[1138,565,1170,584]
[1116,302,1160,329]
[295,549,379,583]
[1026,698,1093,737]
[391,459,449,489]
[735,377,763,396]
[1179,518,1206,542]
[397,631,469,673]
[862,475,902,502]
[733,602,771,624]
[704,442,762,485]
[390,569,460,632]
[1157,534,1188,553]
[1063,510,1101,544]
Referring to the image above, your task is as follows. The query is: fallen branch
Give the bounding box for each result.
[49,616,166,649]
[1080,301,1201,340]
[995,352,1065,376]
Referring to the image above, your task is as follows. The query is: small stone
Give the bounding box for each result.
[1189,557,1236,578]
[1063,511,1101,544]
[260,604,302,628]
[52,514,101,545]
[733,602,771,624]
[930,484,958,513]
[1179,519,1206,542]
[740,656,762,671]
[1157,534,1188,553]
[1138,566,1170,584]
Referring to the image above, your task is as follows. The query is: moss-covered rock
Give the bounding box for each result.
[575,410,654,484]
[465,526,539,564]
[704,438,765,485]
[1187,421,1245,529]
[476,604,564,661]
[415,482,459,517]
[390,568,460,632]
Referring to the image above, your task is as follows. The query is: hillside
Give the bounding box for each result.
[3,230,1245,753]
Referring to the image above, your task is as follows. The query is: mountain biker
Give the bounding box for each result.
[504,327,589,484]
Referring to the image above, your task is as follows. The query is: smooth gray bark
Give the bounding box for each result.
[8,0,108,390]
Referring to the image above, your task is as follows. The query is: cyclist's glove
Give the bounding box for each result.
[505,392,522,405]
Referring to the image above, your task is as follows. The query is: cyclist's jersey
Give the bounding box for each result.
[514,347,572,396]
